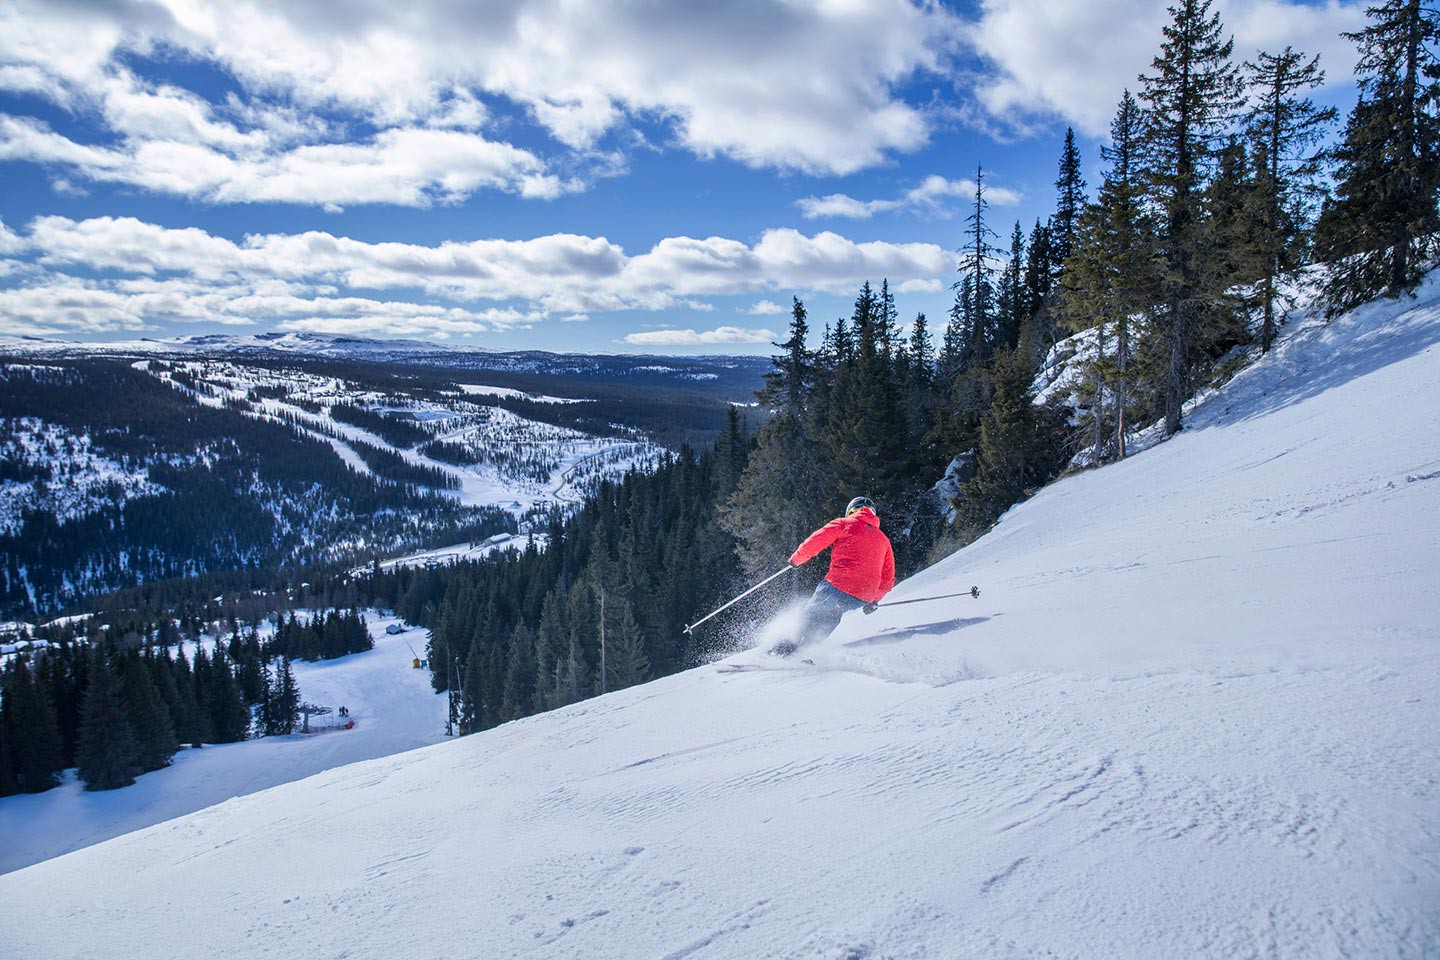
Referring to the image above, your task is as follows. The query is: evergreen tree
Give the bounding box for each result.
[956,163,999,368]
[460,636,485,735]
[120,650,177,772]
[1317,0,1440,309]
[1062,90,1159,461]
[996,221,1028,351]
[0,659,65,793]
[953,351,1067,534]
[1052,126,1088,269]
[758,297,814,413]
[1244,47,1336,350]
[76,647,140,791]
[1138,0,1245,435]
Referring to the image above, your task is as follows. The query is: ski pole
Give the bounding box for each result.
[875,586,980,608]
[683,566,794,635]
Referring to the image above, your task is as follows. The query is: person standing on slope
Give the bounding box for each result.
[772,496,895,657]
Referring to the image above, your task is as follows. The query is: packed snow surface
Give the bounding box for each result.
[0,614,446,875]
[3,281,1439,957]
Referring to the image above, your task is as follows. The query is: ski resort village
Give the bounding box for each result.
[1,1,1437,957]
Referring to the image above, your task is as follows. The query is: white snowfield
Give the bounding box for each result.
[4,279,1440,959]
[0,615,447,876]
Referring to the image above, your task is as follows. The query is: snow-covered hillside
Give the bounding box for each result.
[3,280,1438,957]
[0,613,446,875]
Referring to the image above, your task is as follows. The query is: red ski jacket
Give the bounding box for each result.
[789,507,895,604]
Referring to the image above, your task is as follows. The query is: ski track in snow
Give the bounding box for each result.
[3,278,1440,957]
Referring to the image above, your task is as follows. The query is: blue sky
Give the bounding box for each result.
[0,0,1364,354]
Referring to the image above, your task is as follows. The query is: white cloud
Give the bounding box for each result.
[0,114,567,208]
[0,216,26,255]
[2,217,951,339]
[623,326,776,346]
[798,174,1022,220]
[746,299,785,316]
[967,0,1365,136]
[20,216,949,313]
[0,0,960,201]
[0,271,538,339]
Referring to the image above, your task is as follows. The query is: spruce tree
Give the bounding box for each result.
[1244,47,1336,350]
[121,650,177,772]
[953,350,1067,534]
[1138,0,1245,435]
[0,659,65,793]
[1317,0,1440,309]
[1061,89,1158,461]
[996,221,1028,351]
[956,164,999,367]
[76,647,140,791]
[1052,126,1088,269]
[758,297,814,413]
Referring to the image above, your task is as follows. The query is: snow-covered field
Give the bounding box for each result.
[364,532,551,572]
[3,279,1438,958]
[0,613,447,876]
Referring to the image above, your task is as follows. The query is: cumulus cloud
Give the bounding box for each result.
[623,326,776,346]
[0,114,567,208]
[966,0,1364,135]
[2,216,950,338]
[0,215,27,255]
[0,272,538,340]
[0,0,959,206]
[745,299,785,316]
[797,174,1023,220]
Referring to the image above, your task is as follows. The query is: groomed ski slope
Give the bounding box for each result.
[4,280,1440,958]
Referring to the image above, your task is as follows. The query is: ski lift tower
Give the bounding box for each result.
[298,702,331,734]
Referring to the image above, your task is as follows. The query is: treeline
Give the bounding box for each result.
[1060,0,1440,453]
[727,0,1440,573]
[0,608,377,796]
[362,435,750,735]
[329,403,433,449]
[0,632,301,796]
[269,609,373,661]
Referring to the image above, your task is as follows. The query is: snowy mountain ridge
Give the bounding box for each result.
[2,276,1437,957]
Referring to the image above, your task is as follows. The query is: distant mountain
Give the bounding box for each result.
[0,333,772,383]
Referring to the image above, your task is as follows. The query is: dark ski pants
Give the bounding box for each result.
[796,580,867,648]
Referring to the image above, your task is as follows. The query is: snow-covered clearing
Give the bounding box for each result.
[363,532,551,572]
[456,383,589,403]
[3,278,1438,957]
[0,613,446,876]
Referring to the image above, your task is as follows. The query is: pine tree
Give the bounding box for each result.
[953,350,1067,534]
[1317,0,1440,309]
[76,647,140,791]
[757,297,813,413]
[1138,0,1245,435]
[956,163,999,367]
[996,221,1028,351]
[0,659,65,793]
[459,636,484,735]
[1061,89,1158,461]
[120,650,176,772]
[1052,127,1088,269]
[1244,47,1336,350]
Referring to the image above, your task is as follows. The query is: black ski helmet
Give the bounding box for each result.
[846,496,875,514]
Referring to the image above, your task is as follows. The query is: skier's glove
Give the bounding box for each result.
[863,602,878,615]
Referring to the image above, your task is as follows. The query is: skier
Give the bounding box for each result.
[772,496,895,657]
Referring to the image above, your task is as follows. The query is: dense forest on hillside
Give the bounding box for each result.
[0,360,508,618]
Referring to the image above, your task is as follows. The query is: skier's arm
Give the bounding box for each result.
[879,542,896,598]
[789,518,845,566]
